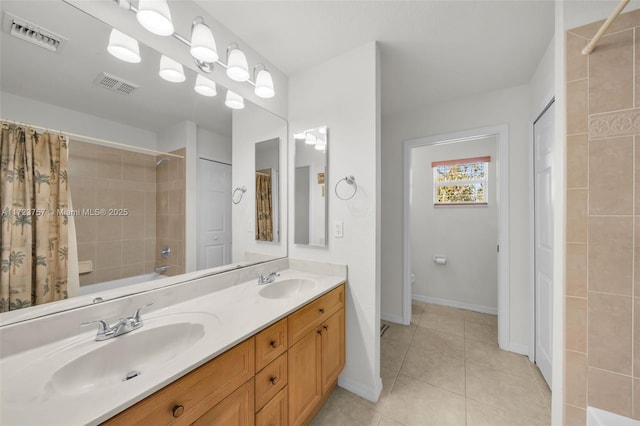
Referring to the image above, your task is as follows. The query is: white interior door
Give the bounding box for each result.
[534,101,554,387]
[197,158,232,270]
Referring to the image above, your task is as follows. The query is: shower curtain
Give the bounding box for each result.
[0,123,71,312]
[255,170,273,241]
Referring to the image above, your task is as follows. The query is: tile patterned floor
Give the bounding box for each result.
[311,301,551,426]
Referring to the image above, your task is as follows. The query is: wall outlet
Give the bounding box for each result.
[335,221,344,238]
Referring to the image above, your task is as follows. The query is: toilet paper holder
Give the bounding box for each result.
[433,255,447,265]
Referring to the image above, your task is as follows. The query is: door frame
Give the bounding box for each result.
[530,97,556,366]
[403,124,510,351]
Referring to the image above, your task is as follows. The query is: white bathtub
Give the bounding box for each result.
[587,407,640,426]
[79,272,163,296]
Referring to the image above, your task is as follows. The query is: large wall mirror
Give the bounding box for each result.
[294,127,328,247]
[0,0,287,323]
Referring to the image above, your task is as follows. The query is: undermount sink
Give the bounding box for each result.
[4,312,218,404]
[259,278,315,299]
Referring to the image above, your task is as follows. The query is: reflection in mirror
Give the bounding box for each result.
[294,127,328,247]
[0,0,286,321]
[255,138,280,243]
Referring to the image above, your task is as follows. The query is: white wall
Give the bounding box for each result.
[232,102,288,261]
[197,128,232,165]
[1,91,157,150]
[288,42,381,401]
[381,84,532,350]
[411,137,498,312]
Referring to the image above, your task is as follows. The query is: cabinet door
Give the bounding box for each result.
[321,309,345,394]
[288,329,322,425]
[192,379,255,426]
[256,387,288,426]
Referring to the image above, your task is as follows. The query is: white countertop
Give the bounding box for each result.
[0,268,345,426]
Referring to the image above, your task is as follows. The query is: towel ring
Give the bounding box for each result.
[232,186,247,204]
[335,176,357,200]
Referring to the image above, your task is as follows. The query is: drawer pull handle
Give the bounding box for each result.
[269,376,279,385]
[270,340,278,348]
[323,325,328,330]
[319,308,325,314]
[317,328,322,335]
[172,405,185,418]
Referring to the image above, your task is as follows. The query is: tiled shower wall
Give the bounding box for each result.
[564,9,640,425]
[155,148,185,277]
[69,140,157,285]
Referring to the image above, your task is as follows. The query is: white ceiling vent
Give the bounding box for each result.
[93,72,139,96]
[3,12,66,52]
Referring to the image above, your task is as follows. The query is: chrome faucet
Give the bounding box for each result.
[81,303,153,341]
[258,270,280,285]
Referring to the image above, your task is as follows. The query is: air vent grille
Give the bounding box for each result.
[3,12,65,52]
[93,72,139,96]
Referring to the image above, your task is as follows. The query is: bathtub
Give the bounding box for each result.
[587,407,640,426]
[79,272,163,296]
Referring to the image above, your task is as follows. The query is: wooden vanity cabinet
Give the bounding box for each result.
[288,285,345,425]
[101,283,345,426]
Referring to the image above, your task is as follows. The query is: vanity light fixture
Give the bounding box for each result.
[225,90,245,109]
[294,133,306,140]
[136,0,174,36]
[253,64,275,99]
[194,74,217,97]
[226,43,250,82]
[107,28,141,63]
[159,55,185,82]
[315,138,327,151]
[190,17,218,63]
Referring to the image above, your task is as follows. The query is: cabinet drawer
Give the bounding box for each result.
[102,338,255,426]
[192,379,255,426]
[255,353,288,411]
[255,318,287,371]
[256,387,287,426]
[288,284,344,346]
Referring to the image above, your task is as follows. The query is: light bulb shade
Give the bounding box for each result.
[315,138,327,148]
[254,69,275,98]
[305,133,316,145]
[226,47,249,82]
[159,55,185,83]
[194,74,217,97]
[190,20,218,63]
[225,90,245,109]
[293,133,306,140]
[137,0,174,36]
[314,144,326,151]
[107,28,141,63]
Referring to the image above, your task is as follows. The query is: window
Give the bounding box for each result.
[432,156,490,205]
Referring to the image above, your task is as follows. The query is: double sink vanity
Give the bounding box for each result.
[0,260,347,425]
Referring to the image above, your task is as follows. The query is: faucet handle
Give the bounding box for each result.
[132,303,153,323]
[81,320,112,338]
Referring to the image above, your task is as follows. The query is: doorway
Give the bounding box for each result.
[403,125,510,350]
[533,99,555,386]
[197,157,232,270]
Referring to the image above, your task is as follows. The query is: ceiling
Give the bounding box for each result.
[0,1,232,136]
[195,0,555,117]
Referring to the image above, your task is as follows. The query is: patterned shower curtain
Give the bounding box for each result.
[0,123,70,312]
[255,171,273,241]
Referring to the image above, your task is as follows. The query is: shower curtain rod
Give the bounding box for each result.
[581,0,630,55]
[1,118,184,159]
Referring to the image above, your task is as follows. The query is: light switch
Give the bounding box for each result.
[335,221,343,238]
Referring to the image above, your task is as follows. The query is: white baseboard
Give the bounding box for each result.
[338,374,383,403]
[412,294,498,315]
[509,342,529,356]
[381,313,404,325]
